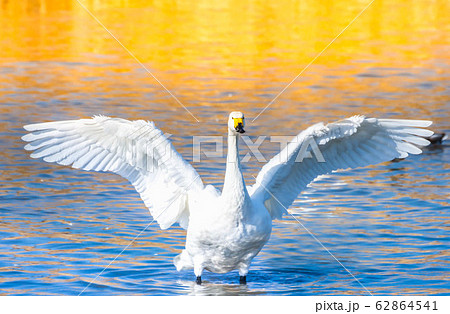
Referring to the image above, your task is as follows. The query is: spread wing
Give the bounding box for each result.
[249,115,433,219]
[22,115,204,229]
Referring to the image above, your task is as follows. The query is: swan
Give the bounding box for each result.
[22,112,433,284]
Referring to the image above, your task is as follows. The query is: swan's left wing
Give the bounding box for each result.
[249,115,433,219]
[22,115,204,229]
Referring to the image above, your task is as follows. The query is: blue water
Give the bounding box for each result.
[0,61,449,296]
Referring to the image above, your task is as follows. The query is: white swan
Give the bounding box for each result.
[22,112,433,284]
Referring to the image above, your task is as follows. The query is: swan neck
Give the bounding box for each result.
[222,134,246,197]
[227,133,240,165]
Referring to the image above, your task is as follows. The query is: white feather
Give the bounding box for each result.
[249,116,433,219]
[22,116,204,230]
[23,113,432,280]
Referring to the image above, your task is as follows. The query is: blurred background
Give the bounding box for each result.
[1,0,448,124]
[0,0,448,295]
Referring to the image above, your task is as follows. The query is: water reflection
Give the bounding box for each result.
[180,281,259,296]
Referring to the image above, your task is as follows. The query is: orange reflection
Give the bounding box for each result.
[0,0,448,126]
[0,1,448,122]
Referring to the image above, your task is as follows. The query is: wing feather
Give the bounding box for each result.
[250,116,432,219]
[23,116,204,229]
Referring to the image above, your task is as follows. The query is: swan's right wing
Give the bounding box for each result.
[22,115,204,229]
[249,115,433,219]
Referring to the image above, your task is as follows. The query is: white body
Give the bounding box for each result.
[22,112,433,279]
[177,185,271,276]
[176,134,272,277]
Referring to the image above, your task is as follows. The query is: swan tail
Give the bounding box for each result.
[174,250,193,271]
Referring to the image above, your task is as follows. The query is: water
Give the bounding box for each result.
[0,0,449,296]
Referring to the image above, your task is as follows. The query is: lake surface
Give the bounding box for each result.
[0,0,449,295]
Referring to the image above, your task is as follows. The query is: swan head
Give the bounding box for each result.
[228,111,245,134]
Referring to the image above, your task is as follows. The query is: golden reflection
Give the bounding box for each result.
[1,1,448,96]
[0,0,448,131]
[1,0,448,65]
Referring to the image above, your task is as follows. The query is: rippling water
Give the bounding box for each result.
[0,0,449,295]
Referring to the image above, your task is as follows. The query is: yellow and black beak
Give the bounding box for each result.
[233,118,245,133]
